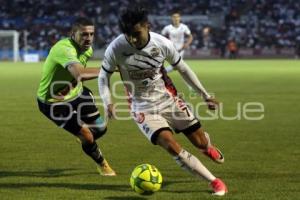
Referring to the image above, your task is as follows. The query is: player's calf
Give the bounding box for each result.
[81,141,104,164]
[174,149,216,181]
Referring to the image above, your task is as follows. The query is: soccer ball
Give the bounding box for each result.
[130,164,163,195]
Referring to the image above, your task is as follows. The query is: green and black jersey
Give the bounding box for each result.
[37,38,93,102]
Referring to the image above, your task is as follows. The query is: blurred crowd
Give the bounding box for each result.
[1,0,300,56]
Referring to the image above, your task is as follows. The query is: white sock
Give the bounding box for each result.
[165,65,174,73]
[174,149,216,182]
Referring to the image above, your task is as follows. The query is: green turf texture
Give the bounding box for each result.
[0,60,299,200]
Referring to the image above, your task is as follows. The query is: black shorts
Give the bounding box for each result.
[37,87,100,135]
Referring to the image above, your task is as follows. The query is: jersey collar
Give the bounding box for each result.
[69,38,85,53]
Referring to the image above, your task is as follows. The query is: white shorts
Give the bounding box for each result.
[132,97,200,144]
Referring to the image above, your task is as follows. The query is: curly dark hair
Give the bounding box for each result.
[118,6,148,35]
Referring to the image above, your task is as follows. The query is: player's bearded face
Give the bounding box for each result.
[126,22,149,49]
[73,25,95,51]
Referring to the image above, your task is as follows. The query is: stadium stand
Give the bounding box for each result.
[1,0,299,59]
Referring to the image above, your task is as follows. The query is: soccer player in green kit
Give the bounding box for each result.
[37,17,116,176]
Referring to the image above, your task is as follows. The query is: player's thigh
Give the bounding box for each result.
[76,86,101,125]
[132,112,171,145]
[55,87,103,136]
[164,98,201,133]
[37,99,82,135]
[74,87,107,138]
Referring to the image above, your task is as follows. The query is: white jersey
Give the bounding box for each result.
[102,32,181,112]
[161,23,191,51]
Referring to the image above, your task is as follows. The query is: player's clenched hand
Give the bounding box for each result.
[106,104,116,119]
[205,97,219,110]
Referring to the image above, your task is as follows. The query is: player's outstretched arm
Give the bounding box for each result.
[174,59,219,110]
[68,63,100,81]
[98,69,115,118]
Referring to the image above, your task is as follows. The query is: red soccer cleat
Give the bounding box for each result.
[204,146,225,164]
[210,178,228,196]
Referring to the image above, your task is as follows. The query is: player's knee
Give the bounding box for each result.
[156,130,181,155]
[89,117,107,140]
[90,126,107,140]
[79,127,94,144]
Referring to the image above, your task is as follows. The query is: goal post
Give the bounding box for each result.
[0,30,20,62]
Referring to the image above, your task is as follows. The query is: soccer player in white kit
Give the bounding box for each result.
[98,7,228,196]
[161,10,193,73]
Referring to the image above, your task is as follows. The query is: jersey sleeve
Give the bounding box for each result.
[52,43,81,68]
[184,24,191,35]
[102,43,117,73]
[163,37,181,66]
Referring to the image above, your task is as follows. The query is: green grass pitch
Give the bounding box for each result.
[0,60,299,200]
